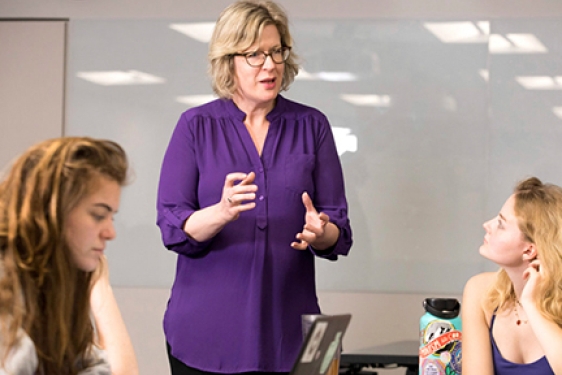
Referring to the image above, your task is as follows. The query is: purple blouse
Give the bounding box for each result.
[156,95,353,373]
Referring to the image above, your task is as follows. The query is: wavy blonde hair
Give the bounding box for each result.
[0,137,128,374]
[485,177,562,327]
[208,0,300,99]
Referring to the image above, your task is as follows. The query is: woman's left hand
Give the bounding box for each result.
[291,192,333,250]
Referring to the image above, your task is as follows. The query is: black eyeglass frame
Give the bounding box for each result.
[231,46,292,67]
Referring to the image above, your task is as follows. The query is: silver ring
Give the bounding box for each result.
[227,196,233,204]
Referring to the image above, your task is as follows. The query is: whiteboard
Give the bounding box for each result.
[66,18,562,293]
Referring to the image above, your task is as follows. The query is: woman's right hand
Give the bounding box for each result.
[521,258,542,307]
[182,171,258,242]
[221,171,258,221]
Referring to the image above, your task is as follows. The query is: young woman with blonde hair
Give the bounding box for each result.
[463,177,562,375]
[0,137,138,375]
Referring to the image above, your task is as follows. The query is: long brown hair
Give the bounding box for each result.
[0,137,128,374]
[486,177,562,327]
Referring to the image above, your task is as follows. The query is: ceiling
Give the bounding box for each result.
[2,0,562,20]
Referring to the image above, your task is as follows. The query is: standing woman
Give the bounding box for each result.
[0,137,138,375]
[462,177,562,375]
[157,1,353,374]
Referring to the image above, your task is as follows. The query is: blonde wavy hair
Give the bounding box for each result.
[0,137,128,374]
[485,177,562,327]
[208,0,300,99]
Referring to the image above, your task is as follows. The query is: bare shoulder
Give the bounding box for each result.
[464,272,496,294]
[462,273,496,375]
[463,272,496,321]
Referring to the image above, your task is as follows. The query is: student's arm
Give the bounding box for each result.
[462,272,495,375]
[524,303,562,374]
[521,260,562,374]
[90,257,139,375]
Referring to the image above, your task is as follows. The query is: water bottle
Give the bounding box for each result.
[419,298,462,375]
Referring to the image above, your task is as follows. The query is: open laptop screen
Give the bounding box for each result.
[290,314,352,375]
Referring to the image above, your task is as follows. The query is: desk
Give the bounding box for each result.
[340,340,418,375]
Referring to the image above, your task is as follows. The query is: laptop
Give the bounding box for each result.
[290,314,352,375]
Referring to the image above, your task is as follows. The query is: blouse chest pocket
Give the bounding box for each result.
[284,154,316,196]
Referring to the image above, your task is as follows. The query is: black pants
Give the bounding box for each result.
[166,342,289,375]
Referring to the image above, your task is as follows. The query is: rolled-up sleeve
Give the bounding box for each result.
[308,114,353,261]
[156,113,212,256]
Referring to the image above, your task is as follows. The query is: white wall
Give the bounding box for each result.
[0,21,66,170]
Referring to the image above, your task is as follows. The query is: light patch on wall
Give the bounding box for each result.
[340,94,391,107]
[441,95,458,112]
[169,22,216,43]
[176,94,217,107]
[489,34,547,54]
[296,68,357,82]
[296,69,317,80]
[553,107,562,119]
[424,22,547,54]
[331,127,358,156]
[479,69,489,82]
[423,21,489,43]
[516,76,562,90]
[76,70,166,86]
[315,72,357,82]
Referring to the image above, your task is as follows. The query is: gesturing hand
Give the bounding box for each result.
[221,172,258,221]
[291,192,331,251]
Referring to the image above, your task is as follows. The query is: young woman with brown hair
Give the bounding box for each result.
[0,137,138,375]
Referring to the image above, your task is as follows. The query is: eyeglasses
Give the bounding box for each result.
[232,46,291,67]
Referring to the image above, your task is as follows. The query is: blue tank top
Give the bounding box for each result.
[490,314,554,375]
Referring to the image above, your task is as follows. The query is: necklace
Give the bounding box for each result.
[514,299,528,325]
